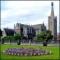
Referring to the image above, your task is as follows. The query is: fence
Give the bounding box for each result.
[1,39,60,46]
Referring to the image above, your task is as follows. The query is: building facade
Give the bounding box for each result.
[14,23,46,40]
[48,2,57,40]
[2,28,14,37]
[2,23,46,40]
[57,33,60,40]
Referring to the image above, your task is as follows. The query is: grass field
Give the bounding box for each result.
[1,44,60,60]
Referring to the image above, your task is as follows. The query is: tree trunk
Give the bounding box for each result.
[2,40,4,44]
[43,40,47,46]
[17,40,20,45]
[29,40,31,46]
[9,40,11,44]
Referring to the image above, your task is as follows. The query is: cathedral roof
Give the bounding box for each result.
[31,24,44,30]
[4,28,14,36]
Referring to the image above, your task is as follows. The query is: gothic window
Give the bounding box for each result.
[25,30,27,34]
[29,30,30,33]
[17,29,19,30]
[38,31,39,34]
[30,28,32,33]
[36,30,39,34]
[24,31,25,34]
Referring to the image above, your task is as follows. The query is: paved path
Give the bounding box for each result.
[3,43,59,46]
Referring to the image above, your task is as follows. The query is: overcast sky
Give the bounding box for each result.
[1,1,59,33]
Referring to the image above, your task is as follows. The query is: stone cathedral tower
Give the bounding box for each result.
[48,2,57,40]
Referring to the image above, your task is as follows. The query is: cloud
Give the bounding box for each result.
[1,22,17,30]
[1,10,10,19]
[6,1,51,9]
[1,1,59,33]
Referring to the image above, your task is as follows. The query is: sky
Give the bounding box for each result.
[1,1,59,33]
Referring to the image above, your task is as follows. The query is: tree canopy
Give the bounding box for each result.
[2,36,15,41]
[36,30,53,42]
[14,34,21,41]
[36,34,43,40]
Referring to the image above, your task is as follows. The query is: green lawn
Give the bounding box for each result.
[0,44,59,60]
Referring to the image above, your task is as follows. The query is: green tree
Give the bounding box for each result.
[2,36,9,44]
[2,36,15,44]
[36,34,43,40]
[8,36,15,44]
[14,34,21,45]
[36,30,53,46]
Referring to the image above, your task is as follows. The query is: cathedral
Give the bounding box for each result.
[2,23,46,40]
[48,2,57,40]
[2,2,57,40]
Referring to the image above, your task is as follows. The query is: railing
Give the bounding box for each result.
[0,39,60,45]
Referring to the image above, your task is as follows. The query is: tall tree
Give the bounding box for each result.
[2,36,8,44]
[14,34,21,45]
[36,30,53,46]
[2,36,15,44]
[36,34,43,40]
[8,36,15,44]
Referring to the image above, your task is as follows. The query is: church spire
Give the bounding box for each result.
[43,21,44,26]
[50,2,54,17]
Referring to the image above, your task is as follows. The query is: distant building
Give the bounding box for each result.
[2,28,14,37]
[2,23,46,40]
[48,2,57,40]
[57,33,60,40]
[14,23,46,40]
